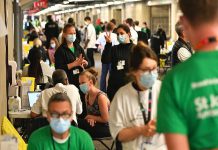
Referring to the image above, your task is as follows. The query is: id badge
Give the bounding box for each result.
[73,69,80,75]
[117,65,124,70]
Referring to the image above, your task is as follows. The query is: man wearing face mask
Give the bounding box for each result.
[28,93,94,150]
[83,16,97,67]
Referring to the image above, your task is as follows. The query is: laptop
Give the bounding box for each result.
[27,91,41,108]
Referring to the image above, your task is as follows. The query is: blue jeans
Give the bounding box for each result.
[100,63,111,93]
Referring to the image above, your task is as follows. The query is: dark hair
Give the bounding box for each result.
[130,42,158,71]
[48,93,72,111]
[28,47,43,84]
[106,22,113,31]
[117,24,130,34]
[179,0,218,26]
[52,69,68,85]
[68,18,75,26]
[84,16,91,21]
[62,23,75,44]
[143,22,147,25]
[134,21,139,26]
[80,68,98,85]
[175,21,183,37]
[126,18,134,27]
[47,15,53,22]
[110,19,116,25]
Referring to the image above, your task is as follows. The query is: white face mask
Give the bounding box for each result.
[50,43,56,48]
[84,21,89,25]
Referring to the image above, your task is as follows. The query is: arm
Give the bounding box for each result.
[76,90,83,115]
[118,120,156,142]
[85,94,109,123]
[165,134,189,150]
[177,47,192,62]
[101,42,113,64]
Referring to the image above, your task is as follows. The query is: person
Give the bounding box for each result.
[25,16,34,31]
[48,37,59,65]
[157,0,218,150]
[134,20,141,32]
[96,22,119,93]
[31,69,82,124]
[44,15,59,49]
[27,27,38,44]
[171,21,193,66]
[125,18,138,44]
[84,16,97,67]
[78,68,111,138]
[28,93,94,150]
[150,27,167,58]
[28,38,48,62]
[95,18,103,37]
[141,21,151,39]
[109,42,166,150]
[55,23,88,88]
[102,24,134,100]
[23,47,53,85]
[68,18,81,43]
[110,18,117,33]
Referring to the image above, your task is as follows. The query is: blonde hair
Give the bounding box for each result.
[80,68,98,85]
[33,38,42,48]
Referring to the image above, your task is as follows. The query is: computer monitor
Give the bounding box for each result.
[27,91,41,108]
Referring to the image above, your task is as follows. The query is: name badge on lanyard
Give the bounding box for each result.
[73,69,80,75]
[117,60,125,70]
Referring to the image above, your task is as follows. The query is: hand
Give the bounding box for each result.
[72,54,83,67]
[104,32,112,43]
[85,117,96,127]
[82,59,88,67]
[141,120,156,137]
[85,115,93,120]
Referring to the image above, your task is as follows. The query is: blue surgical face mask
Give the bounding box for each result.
[66,34,76,43]
[79,83,89,94]
[50,118,71,134]
[118,34,126,43]
[140,70,158,89]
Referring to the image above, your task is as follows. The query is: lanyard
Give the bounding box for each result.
[138,89,152,125]
[195,37,218,50]
[51,130,70,150]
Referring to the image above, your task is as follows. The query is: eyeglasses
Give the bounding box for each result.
[49,112,72,120]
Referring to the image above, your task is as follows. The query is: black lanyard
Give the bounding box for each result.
[138,89,152,125]
[51,130,71,150]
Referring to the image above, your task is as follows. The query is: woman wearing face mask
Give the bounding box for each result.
[109,42,167,150]
[78,68,111,138]
[101,24,135,101]
[48,37,59,65]
[55,23,89,87]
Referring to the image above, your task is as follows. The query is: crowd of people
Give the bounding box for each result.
[23,0,218,149]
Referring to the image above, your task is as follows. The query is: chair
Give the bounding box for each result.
[93,136,115,150]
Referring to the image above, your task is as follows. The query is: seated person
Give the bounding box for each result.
[78,68,111,138]
[22,46,53,85]
[31,69,82,124]
[28,93,94,150]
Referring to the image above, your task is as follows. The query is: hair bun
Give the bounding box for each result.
[86,68,98,78]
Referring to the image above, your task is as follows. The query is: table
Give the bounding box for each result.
[8,110,31,124]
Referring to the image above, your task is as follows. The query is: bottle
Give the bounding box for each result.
[8,96,21,111]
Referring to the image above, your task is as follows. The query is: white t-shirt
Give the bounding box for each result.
[109,81,167,150]
[96,32,119,54]
[135,26,142,32]
[85,23,96,49]
[130,27,138,44]
[31,83,82,123]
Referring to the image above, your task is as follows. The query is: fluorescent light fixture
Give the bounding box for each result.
[106,1,114,5]
[63,1,69,4]
[113,1,124,5]
[99,4,107,7]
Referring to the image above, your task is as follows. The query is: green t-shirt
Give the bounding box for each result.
[157,51,218,150]
[69,47,75,54]
[28,126,94,150]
